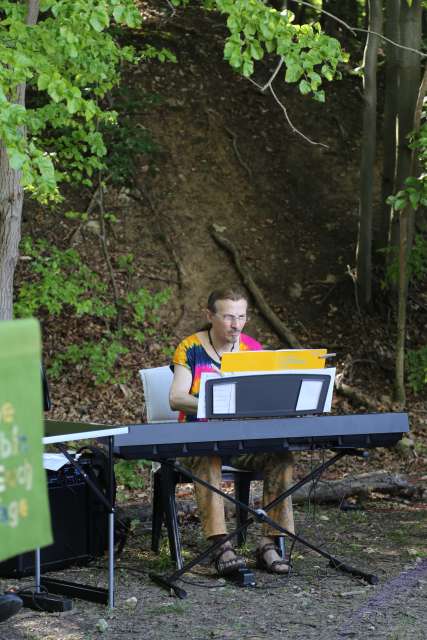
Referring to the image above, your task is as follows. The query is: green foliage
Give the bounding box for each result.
[140,45,177,64]
[15,237,116,318]
[102,116,158,186]
[114,459,148,489]
[408,234,427,283]
[387,114,427,213]
[50,339,129,385]
[383,233,427,287]
[173,0,347,99]
[407,346,427,394]
[100,86,163,186]
[126,287,171,333]
[0,0,141,199]
[15,237,171,385]
[1,0,347,200]
[387,176,427,212]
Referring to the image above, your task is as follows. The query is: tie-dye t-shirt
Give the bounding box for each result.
[172,332,262,422]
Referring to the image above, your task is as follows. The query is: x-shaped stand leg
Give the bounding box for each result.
[150,449,379,598]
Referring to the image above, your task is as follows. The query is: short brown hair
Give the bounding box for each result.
[207,287,249,312]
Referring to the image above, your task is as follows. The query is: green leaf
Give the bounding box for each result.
[66,97,80,114]
[260,23,273,40]
[299,79,311,95]
[250,41,263,61]
[409,189,420,209]
[113,6,125,22]
[37,74,50,91]
[242,59,254,77]
[313,90,325,103]
[89,8,109,32]
[8,148,26,171]
[285,63,303,83]
[321,64,334,81]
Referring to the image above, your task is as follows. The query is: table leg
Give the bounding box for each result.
[35,549,41,593]
[107,436,115,609]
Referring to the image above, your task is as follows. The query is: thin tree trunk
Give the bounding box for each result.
[0,146,24,320]
[389,0,422,257]
[395,64,427,405]
[356,0,383,308]
[377,0,400,258]
[0,0,39,321]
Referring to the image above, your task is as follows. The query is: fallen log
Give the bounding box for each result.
[335,377,391,412]
[135,472,419,523]
[249,471,418,506]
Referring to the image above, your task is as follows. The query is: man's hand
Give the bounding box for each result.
[169,364,199,414]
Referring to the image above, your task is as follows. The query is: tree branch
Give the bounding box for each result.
[98,174,122,329]
[291,0,357,36]
[269,84,328,148]
[294,0,427,58]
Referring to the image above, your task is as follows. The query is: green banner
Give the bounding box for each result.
[0,319,52,562]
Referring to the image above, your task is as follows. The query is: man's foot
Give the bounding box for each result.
[211,538,247,576]
[256,537,289,575]
[0,594,23,623]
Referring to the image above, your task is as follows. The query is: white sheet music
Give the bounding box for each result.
[296,380,323,411]
[197,372,221,419]
[212,383,236,414]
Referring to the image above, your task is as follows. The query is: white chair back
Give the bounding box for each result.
[139,365,179,423]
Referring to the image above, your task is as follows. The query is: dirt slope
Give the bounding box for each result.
[17,1,426,452]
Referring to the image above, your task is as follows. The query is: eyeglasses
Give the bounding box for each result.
[215,313,249,324]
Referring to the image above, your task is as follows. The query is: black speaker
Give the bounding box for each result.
[0,461,106,578]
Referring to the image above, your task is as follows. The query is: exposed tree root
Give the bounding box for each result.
[211,227,395,411]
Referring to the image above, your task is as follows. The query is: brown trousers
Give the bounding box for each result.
[180,452,295,539]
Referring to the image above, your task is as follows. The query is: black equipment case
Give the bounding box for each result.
[0,460,108,578]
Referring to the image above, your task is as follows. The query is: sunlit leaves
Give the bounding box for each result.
[216,0,346,100]
[0,0,141,200]
[388,117,427,215]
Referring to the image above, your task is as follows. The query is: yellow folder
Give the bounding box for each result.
[221,349,327,372]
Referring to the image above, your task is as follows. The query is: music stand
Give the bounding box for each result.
[205,372,333,419]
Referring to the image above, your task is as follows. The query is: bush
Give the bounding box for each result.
[407,346,427,394]
[15,237,170,384]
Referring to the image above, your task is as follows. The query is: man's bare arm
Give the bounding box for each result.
[169,364,198,414]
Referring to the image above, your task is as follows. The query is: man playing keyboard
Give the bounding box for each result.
[169,287,294,576]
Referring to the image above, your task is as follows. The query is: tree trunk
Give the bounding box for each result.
[0,146,24,320]
[0,0,39,321]
[389,0,422,256]
[394,64,427,405]
[356,0,383,308]
[377,0,400,258]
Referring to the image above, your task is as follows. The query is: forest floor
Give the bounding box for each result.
[2,498,427,640]
[5,0,427,638]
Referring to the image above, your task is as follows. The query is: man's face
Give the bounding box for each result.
[207,298,248,345]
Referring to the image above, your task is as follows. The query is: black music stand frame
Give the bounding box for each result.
[149,448,379,598]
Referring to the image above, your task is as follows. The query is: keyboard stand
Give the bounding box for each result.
[149,449,379,598]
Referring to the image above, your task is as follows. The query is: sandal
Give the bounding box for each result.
[256,543,290,575]
[212,541,247,576]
